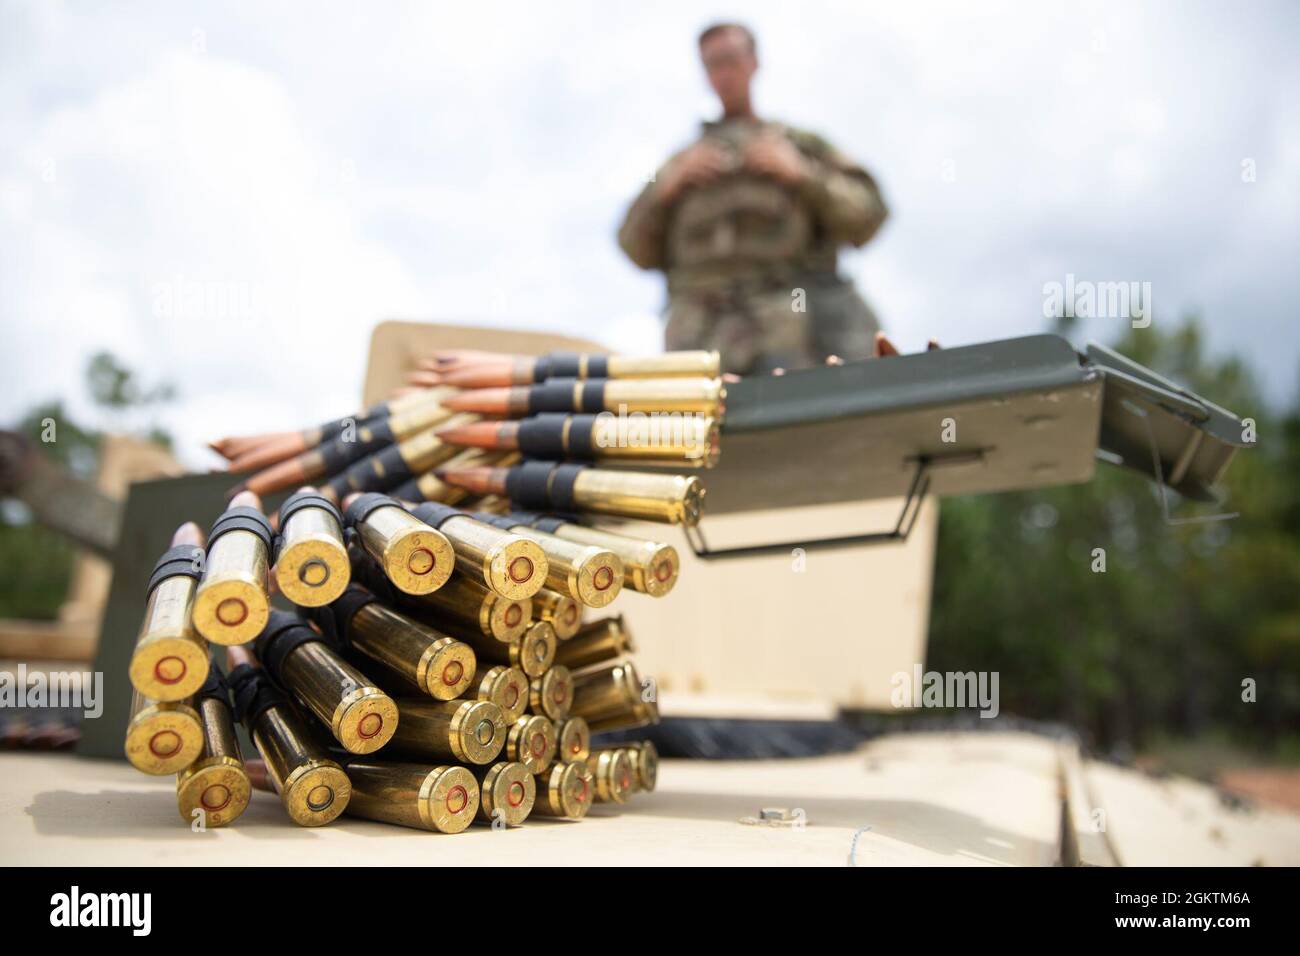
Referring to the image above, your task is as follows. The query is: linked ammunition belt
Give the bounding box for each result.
[507,461,583,512]
[277,490,342,531]
[533,352,610,380]
[229,664,290,728]
[254,610,324,681]
[207,506,274,552]
[145,543,204,597]
[131,348,695,828]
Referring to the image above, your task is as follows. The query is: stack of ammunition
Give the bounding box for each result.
[213,349,723,508]
[123,348,719,831]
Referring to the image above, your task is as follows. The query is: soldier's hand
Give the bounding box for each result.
[656,141,731,203]
[743,133,811,186]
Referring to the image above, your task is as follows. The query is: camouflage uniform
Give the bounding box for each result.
[618,118,888,375]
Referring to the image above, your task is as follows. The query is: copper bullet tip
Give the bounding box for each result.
[430,467,500,496]
[229,489,263,512]
[171,521,204,548]
[434,420,506,449]
[442,387,514,415]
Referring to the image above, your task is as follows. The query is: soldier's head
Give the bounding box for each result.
[698,22,757,116]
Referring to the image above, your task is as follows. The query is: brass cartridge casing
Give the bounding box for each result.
[532,588,582,640]
[587,414,719,467]
[553,615,634,671]
[389,386,452,415]
[192,529,270,645]
[397,417,473,474]
[253,704,351,826]
[545,524,679,597]
[355,505,454,595]
[505,526,622,608]
[531,761,591,819]
[518,621,557,678]
[278,640,398,753]
[587,748,635,804]
[344,761,479,833]
[569,660,658,732]
[529,665,572,721]
[417,575,532,642]
[571,469,704,526]
[124,691,204,775]
[389,698,506,765]
[176,694,251,827]
[606,350,720,379]
[473,761,536,826]
[129,573,208,701]
[474,665,530,723]
[412,470,469,507]
[458,621,555,678]
[554,716,590,764]
[386,393,456,439]
[439,515,548,601]
[349,602,476,700]
[275,506,350,607]
[618,740,659,792]
[598,377,725,416]
[505,714,557,775]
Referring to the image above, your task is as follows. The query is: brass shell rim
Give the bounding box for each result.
[192,576,270,645]
[557,717,590,763]
[176,759,252,826]
[124,704,204,775]
[510,716,556,774]
[543,593,583,640]
[640,544,680,597]
[128,635,210,702]
[489,596,531,642]
[638,742,659,791]
[417,766,479,833]
[483,539,549,601]
[384,527,455,595]
[275,535,352,607]
[281,760,351,826]
[332,686,399,754]
[451,700,505,764]
[591,750,634,804]
[422,640,477,701]
[518,622,556,678]
[556,761,592,818]
[484,762,535,825]
[534,665,572,721]
[678,476,705,527]
[574,549,625,608]
[485,667,529,723]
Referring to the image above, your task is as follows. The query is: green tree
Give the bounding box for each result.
[929,317,1300,759]
[0,354,176,619]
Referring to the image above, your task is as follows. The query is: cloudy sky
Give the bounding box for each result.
[2,0,1297,467]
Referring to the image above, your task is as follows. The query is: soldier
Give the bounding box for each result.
[618,22,890,375]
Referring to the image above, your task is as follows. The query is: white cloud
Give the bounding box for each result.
[1,0,1297,471]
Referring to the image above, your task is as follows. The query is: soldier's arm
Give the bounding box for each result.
[792,133,890,246]
[617,174,672,271]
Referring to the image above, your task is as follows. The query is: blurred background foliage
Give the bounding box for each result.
[0,352,173,619]
[929,316,1300,765]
